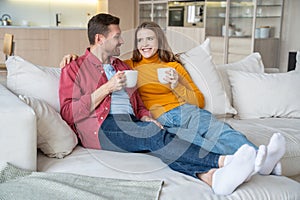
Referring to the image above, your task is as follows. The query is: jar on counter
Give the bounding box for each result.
[260,26,270,38]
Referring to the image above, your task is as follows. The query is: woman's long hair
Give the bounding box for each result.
[131,22,181,63]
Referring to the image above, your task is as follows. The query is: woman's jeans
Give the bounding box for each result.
[157,104,257,155]
[99,114,220,178]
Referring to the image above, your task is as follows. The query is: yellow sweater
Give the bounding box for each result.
[124,53,205,119]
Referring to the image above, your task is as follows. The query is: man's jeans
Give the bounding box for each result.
[99,114,220,178]
[157,104,257,155]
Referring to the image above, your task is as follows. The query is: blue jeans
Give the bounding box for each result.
[99,114,220,178]
[157,104,257,155]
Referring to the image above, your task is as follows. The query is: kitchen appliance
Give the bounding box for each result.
[168,1,205,27]
[1,14,12,26]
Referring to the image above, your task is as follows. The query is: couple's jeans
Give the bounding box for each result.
[157,104,257,155]
[99,114,220,178]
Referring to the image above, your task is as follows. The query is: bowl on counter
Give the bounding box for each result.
[235,31,244,37]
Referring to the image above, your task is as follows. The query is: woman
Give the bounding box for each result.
[123,22,254,154]
[60,21,285,177]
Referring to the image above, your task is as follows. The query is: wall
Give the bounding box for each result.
[279,0,300,71]
[108,0,137,31]
[0,0,97,27]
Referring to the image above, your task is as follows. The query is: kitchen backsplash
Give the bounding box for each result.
[0,0,97,27]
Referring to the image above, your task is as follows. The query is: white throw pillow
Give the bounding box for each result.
[296,51,300,71]
[19,95,78,158]
[180,39,236,116]
[228,70,300,119]
[6,56,61,112]
[216,53,264,105]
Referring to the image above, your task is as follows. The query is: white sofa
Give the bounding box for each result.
[1,46,300,199]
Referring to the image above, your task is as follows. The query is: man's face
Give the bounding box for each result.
[136,28,158,59]
[102,24,124,56]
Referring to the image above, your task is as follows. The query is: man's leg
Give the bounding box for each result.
[99,114,220,178]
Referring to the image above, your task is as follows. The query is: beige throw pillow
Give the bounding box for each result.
[19,95,78,158]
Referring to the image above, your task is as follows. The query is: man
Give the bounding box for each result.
[59,13,261,195]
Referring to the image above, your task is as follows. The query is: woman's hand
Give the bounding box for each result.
[59,54,78,68]
[141,116,164,129]
[165,69,179,89]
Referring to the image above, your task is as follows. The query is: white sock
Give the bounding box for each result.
[223,154,233,166]
[223,145,267,182]
[259,133,286,175]
[271,162,282,175]
[245,145,267,182]
[212,144,256,195]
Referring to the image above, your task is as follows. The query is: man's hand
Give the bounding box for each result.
[140,116,164,129]
[60,54,78,68]
[91,71,126,111]
[105,71,127,93]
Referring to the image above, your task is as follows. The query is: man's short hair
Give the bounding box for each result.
[88,13,120,45]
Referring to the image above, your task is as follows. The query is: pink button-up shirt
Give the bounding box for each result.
[59,49,151,149]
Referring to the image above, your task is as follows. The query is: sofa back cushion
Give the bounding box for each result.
[6,56,61,112]
[216,53,265,104]
[180,39,236,116]
[228,70,300,119]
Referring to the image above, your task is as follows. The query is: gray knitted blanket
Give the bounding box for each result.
[0,163,163,200]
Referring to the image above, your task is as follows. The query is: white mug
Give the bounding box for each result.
[157,68,172,84]
[124,70,138,88]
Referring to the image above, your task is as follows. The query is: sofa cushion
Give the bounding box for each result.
[38,146,300,199]
[216,53,264,105]
[6,56,61,112]
[225,117,300,178]
[180,39,236,116]
[228,70,300,119]
[19,95,77,158]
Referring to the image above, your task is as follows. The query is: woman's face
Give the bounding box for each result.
[136,28,158,59]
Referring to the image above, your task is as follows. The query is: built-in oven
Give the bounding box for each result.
[168,6,185,26]
[168,1,205,27]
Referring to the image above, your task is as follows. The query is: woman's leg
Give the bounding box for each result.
[158,104,257,155]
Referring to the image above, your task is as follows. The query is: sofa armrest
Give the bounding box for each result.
[0,84,37,171]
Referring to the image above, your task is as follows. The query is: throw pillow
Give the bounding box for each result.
[6,56,61,112]
[228,70,300,119]
[180,39,236,116]
[216,53,265,104]
[19,95,78,158]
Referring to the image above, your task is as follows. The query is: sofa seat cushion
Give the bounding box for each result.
[225,117,300,178]
[37,146,300,200]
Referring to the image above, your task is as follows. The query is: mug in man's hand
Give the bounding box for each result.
[124,70,138,88]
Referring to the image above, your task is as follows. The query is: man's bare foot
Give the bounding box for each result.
[197,168,217,187]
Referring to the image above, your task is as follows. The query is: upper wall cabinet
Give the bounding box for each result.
[139,0,168,30]
[205,0,284,68]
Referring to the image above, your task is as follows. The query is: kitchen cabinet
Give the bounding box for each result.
[139,0,168,30]
[0,27,89,67]
[205,0,284,68]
